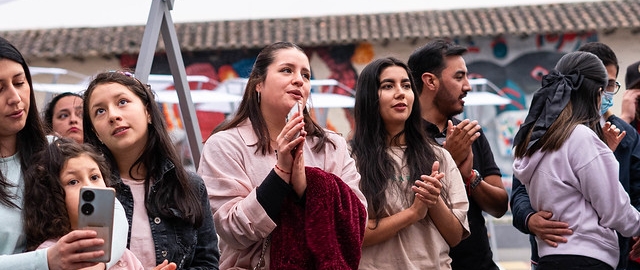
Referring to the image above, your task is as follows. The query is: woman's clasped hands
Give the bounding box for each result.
[410,161,445,218]
[275,109,307,198]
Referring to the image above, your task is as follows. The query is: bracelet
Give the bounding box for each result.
[464,169,476,185]
[274,164,291,174]
[464,170,474,195]
[470,169,483,190]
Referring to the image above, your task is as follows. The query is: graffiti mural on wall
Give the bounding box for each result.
[460,32,598,179]
[121,50,260,141]
[464,32,597,113]
[118,33,596,176]
[121,44,365,140]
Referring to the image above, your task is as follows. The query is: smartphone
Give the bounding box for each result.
[77,186,115,263]
[286,101,302,138]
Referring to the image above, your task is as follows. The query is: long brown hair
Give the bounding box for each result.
[83,70,204,227]
[351,57,450,223]
[211,41,335,155]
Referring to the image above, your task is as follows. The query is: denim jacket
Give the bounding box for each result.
[111,159,220,269]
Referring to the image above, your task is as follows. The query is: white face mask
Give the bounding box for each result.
[600,91,614,115]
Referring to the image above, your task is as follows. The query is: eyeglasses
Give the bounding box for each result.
[605,81,621,94]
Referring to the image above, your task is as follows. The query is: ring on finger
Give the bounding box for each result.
[284,135,290,141]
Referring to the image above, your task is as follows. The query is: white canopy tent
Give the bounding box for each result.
[465,78,512,106]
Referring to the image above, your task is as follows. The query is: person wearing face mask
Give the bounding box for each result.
[510,42,640,270]
[588,42,640,270]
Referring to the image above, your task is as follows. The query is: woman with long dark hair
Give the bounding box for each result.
[351,57,469,269]
[0,36,128,269]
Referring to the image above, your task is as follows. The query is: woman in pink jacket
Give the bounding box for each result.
[197,41,367,270]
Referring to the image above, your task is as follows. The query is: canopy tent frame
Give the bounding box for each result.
[135,0,203,169]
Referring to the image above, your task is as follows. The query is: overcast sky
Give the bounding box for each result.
[0,0,603,31]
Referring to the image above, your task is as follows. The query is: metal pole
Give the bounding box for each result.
[136,0,203,169]
[160,1,203,168]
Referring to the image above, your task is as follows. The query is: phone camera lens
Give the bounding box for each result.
[81,203,94,215]
[82,190,95,202]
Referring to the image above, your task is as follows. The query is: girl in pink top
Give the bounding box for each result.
[198,41,367,269]
[22,138,176,270]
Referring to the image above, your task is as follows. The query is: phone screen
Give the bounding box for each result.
[286,101,301,122]
[286,101,302,138]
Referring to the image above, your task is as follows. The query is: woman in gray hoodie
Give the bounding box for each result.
[512,51,640,270]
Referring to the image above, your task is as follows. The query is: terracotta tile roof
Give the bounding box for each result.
[2,0,639,59]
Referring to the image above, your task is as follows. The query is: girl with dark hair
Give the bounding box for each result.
[513,51,640,270]
[23,137,177,270]
[43,92,84,143]
[198,41,367,269]
[0,36,130,269]
[83,70,220,269]
[350,57,469,269]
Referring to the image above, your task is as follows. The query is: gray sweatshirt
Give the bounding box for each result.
[513,124,640,268]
